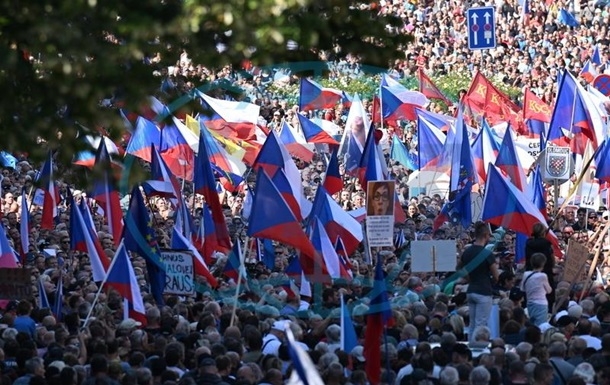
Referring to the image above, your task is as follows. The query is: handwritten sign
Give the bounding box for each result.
[562,240,589,283]
[0,268,32,300]
[411,240,457,273]
[160,250,195,296]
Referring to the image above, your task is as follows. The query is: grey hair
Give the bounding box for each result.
[469,366,491,385]
[573,362,595,383]
[25,357,44,375]
[473,326,491,342]
[439,366,459,385]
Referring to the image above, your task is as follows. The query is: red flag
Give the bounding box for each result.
[465,72,523,131]
[38,152,60,230]
[523,89,552,123]
[417,69,453,106]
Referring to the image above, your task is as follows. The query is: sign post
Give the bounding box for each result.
[467,7,497,50]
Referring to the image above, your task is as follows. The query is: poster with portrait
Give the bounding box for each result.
[366,180,395,247]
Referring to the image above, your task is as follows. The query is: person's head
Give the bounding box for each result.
[473,222,491,242]
[439,366,459,385]
[469,366,490,385]
[531,222,547,238]
[369,181,392,216]
[530,253,547,270]
[533,363,554,385]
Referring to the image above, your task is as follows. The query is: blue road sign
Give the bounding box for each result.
[467,7,496,50]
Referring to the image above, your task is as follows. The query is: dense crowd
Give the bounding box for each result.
[2,0,610,385]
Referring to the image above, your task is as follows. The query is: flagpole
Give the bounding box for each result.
[230,236,249,327]
[82,243,123,329]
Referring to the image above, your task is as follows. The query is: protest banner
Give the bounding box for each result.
[160,250,195,296]
[562,240,589,284]
[411,240,457,273]
[0,268,32,300]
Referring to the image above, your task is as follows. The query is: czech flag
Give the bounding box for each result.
[298,78,343,111]
[104,241,146,324]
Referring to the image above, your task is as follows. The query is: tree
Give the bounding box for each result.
[0,0,410,163]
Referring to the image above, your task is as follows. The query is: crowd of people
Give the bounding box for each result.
[2,0,610,385]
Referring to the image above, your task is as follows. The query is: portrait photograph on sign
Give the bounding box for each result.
[366,180,395,247]
[366,180,395,217]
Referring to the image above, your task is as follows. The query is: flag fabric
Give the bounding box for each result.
[309,219,341,279]
[272,169,305,222]
[515,232,528,264]
[223,238,247,282]
[286,327,325,385]
[595,140,610,183]
[547,71,596,149]
[364,253,394,385]
[394,229,406,249]
[255,238,276,270]
[174,195,194,238]
[145,145,181,202]
[298,78,343,111]
[37,151,60,230]
[171,226,218,288]
[340,294,358,353]
[390,134,417,171]
[323,148,344,196]
[198,121,247,177]
[0,152,17,169]
[69,194,109,282]
[527,165,548,219]
[494,127,527,191]
[357,126,386,190]
[557,9,580,27]
[192,203,219,265]
[308,186,364,256]
[523,89,552,123]
[20,189,29,263]
[482,164,548,233]
[335,236,354,279]
[194,131,232,253]
[194,90,259,140]
[0,223,18,268]
[592,44,602,66]
[417,69,453,106]
[104,242,147,323]
[580,60,598,84]
[380,74,429,121]
[471,119,500,184]
[91,140,123,247]
[123,186,166,306]
[338,95,370,174]
[464,72,522,129]
[53,273,63,321]
[415,108,454,132]
[296,113,339,145]
[434,109,475,229]
[73,136,121,168]
[125,117,161,162]
[279,121,315,162]
[159,121,195,180]
[38,278,50,310]
[252,131,310,220]
[417,114,446,170]
[247,170,327,282]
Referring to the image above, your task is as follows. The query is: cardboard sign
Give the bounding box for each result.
[160,250,195,296]
[562,240,589,283]
[410,240,457,273]
[366,181,395,247]
[0,268,32,300]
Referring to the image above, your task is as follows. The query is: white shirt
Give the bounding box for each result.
[521,271,552,305]
[262,334,282,356]
[578,334,602,350]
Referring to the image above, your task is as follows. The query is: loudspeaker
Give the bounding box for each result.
[541,146,572,183]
